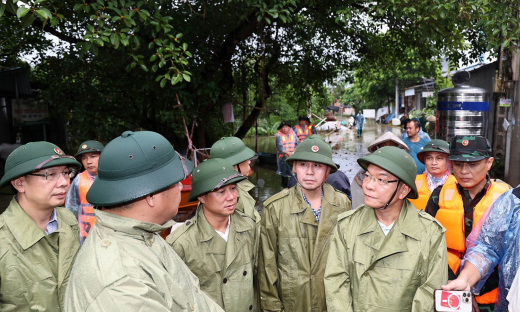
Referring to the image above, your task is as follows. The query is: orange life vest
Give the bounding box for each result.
[435,179,509,304]
[78,171,96,243]
[277,131,296,158]
[294,125,310,142]
[409,173,456,211]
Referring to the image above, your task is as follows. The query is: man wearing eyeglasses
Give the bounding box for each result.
[258,135,351,312]
[65,140,104,244]
[324,146,447,311]
[0,142,81,311]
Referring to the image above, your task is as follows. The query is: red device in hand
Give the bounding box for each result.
[434,290,472,312]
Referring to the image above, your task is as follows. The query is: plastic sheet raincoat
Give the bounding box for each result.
[463,187,520,312]
[0,198,80,311]
[64,210,224,312]
[324,201,448,312]
[258,183,351,312]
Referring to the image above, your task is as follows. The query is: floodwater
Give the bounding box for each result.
[243,119,404,211]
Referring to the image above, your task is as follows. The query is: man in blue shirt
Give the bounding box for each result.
[402,119,429,174]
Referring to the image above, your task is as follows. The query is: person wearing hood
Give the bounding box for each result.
[408,139,456,211]
[351,131,409,209]
[354,111,366,138]
[275,121,298,188]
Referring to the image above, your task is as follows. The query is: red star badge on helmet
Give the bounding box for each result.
[54,148,63,155]
[311,145,319,152]
[462,140,469,146]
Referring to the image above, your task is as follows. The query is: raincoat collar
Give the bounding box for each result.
[3,197,68,250]
[291,183,339,214]
[237,179,255,192]
[95,209,174,236]
[196,204,253,243]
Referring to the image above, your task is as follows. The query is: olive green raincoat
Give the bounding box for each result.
[167,202,260,312]
[324,201,448,312]
[258,183,351,312]
[64,210,224,312]
[0,197,80,311]
[236,179,258,217]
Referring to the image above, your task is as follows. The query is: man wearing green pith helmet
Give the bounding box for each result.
[0,142,81,311]
[209,137,260,222]
[64,131,224,312]
[324,146,448,311]
[167,158,260,312]
[258,134,351,312]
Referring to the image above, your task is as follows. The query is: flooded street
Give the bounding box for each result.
[243,120,403,211]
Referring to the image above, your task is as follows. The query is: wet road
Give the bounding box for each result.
[243,120,404,211]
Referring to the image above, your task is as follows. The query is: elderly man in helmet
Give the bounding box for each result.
[167,158,259,312]
[258,134,351,312]
[65,140,104,243]
[0,142,81,311]
[324,146,448,311]
[64,131,223,312]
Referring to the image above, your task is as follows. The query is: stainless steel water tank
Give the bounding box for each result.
[436,84,489,142]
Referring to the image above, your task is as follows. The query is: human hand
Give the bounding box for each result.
[441,278,471,291]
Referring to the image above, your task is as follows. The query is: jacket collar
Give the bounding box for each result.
[237,179,255,192]
[4,197,48,250]
[196,204,253,243]
[291,183,342,225]
[94,209,174,238]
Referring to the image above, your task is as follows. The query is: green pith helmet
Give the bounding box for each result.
[86,131,194,206]
[286,134,337,173]
[74,140,104,157]
[210,137,255,166]
[417,139,450,164]
[188,158,246,202]
[0,142,81,188]
[449,135,492,162]
[357,146,418,199]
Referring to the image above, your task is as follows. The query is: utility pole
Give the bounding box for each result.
[395,76,399,115]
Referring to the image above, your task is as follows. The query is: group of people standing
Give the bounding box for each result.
[0,113,519,312]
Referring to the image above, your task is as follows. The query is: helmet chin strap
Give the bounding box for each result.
[378,181,400,210]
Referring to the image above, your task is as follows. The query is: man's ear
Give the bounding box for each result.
[144,193,155,207]
[398,183,411,200]
[486,157,494,171]
[11,178,25,193]
[198,195,206,205]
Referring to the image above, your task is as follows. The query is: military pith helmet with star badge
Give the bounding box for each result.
[449,135,492,162]
[0,142,81,188]
[209,137,255,166]
[74,140,105,158]
[286,134,337,173]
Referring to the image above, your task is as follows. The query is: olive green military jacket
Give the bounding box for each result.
[236,179,259,219]
[64,210,224,312]
[167,203,260,312]
[258,183,351,312]
[324,201,448,312]
[0,197,80,311]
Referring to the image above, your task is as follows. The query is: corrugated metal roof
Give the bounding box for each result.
[0,67,32,98]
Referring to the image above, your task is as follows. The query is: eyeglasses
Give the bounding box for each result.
[28,169,77,181]
[362,173,399,186]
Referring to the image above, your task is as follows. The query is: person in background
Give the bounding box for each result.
[425,135,510,312]
[65,140,104,244]
[325,146,447,311]
[408,139,456,211]
[400,117,431,141]
[306,116,317,134]
[294,115,311,143]
[0,142,81,311]
[258,135,351,312]
[354,110,366,138]
[402,119,430,174]
[400,112,410,129]
[441,185,520,312]
[351,131,409,209]
[210,137,260,222]
[167,158,259,312]
[419,112,428,132]
[64,131,224,312]
[276,121,298,188]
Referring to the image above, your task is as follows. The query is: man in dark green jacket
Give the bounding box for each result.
[258,135,351,312]
[0,142,81,311]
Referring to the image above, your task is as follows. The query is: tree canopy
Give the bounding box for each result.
[1,0,519,148]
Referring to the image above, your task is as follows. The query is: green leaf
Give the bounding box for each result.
[35,0,47,4]
[50,16,59,26]
[120,37,129,46]
[160,78,167,88]
[182,74,191,82]
[95,38,104,46]
[110,33,120,47]
[156,75,163,81]
[5,0,16,15]
[0,4,5,17]
[16,6,30,18]
[87,25,95,33]
[140,64,149,72]
[36,8,51,20]
[91,44,99,55]
[148,42,154,49]
[73,4,83,11]
[152,64,158,72]
[172,74,181,85]
[20,13,35,27]
[101,36,109,42]
[123,19,132,27]
[150,54,157,61]
[185,51,192,57]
